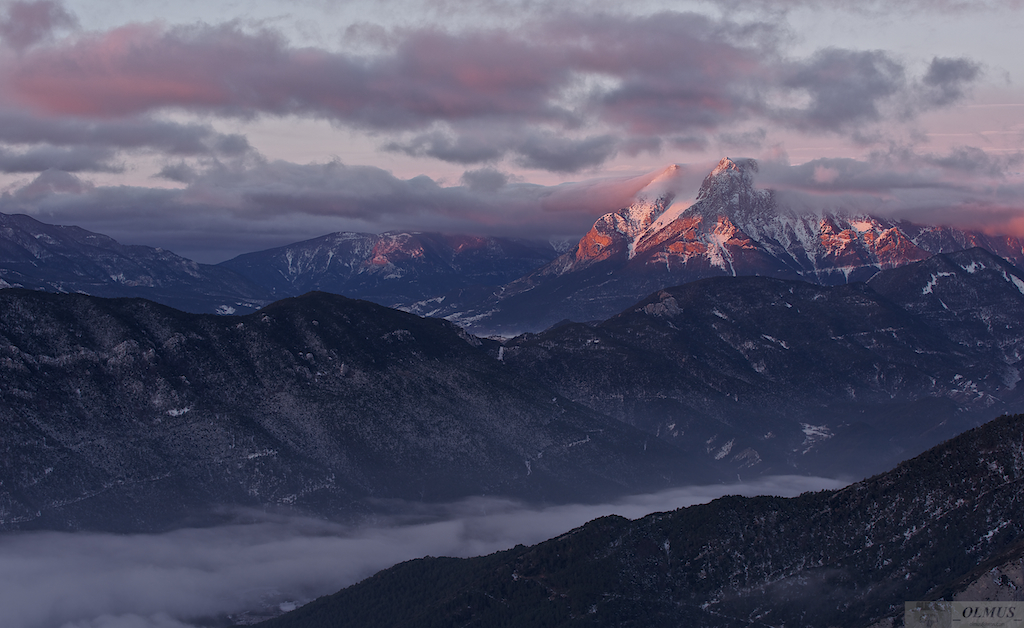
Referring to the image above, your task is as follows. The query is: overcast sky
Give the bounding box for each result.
[0,0,1021,261]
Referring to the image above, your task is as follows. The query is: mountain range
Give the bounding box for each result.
[416,158,1024,335]
[0,211,562,318]
[0,289,714,533]
[6,157,1024,625]
[5,244,1024,531]
[218,231,560,308]
[497,246,1024,480]
[4,158,1023,337]
[0,211,269,315]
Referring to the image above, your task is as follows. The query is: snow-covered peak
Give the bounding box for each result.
[634,164,683,202]
[697,157,758,202]
[710,157,756,178]
[571,166,683,265]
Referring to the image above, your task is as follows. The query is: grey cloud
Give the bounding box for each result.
[919,56,982,107]
[755,148,1024,231]
[0,109,255,175]
[669,135,711,151]
[0,145,120,173]
[779,48,906,130]
[717,128,768,149]
[0,110,253,157]
[155,163,198,183]
[0,160,593,261]
[707,0,1023,14]
[388,126,620,173]
[11,167,92,198]
[513,133,619,172]
[385,128,505,164]
[0,13,984,172]
[8,148,1024,264]
[0,0,76,51]
[0,476,844,628]
[460,167,509,192]
[918,145,1023,174]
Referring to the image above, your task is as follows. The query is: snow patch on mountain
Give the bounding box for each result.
[961,260,986,274]
[922,272,955,294]
[1005,272,1024,296]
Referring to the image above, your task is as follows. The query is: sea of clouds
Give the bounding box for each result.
[1,475,846,628]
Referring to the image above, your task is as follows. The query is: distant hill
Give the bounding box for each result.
[258,413,1024,628]
[218,231,560,307]
[0,211,563,316]
[0,211,271,314]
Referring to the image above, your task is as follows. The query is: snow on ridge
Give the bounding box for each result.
[1000,270,1024,295]
[713,439,735,460]
[961,260,985,274]
[645,199,691,235]
[922,272,955,295]
[849,219,876,233]
[1011,275,1024,296]
[636,164,683,201]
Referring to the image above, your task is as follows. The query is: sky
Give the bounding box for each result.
[0,0,1021,262]
[0,476,844,628]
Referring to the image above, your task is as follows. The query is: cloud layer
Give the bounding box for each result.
[0,4,986,174]
[0,476,844,628]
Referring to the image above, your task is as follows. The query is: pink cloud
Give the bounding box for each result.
[0,13,978,173]
[2,23,566,125]
[0,0,76,52]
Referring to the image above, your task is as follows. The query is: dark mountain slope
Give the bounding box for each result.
[0,211,271,314]
[258,413,1024,628]
[866,246,1024,367]
[498,248,1024,480]
[0,290,712,533]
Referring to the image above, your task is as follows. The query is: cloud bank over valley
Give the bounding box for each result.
[2,476,844,628]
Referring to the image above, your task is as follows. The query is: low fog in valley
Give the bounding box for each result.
[1,476,843,628]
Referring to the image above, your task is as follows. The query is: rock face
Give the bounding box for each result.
[0,290,715,533]
[0,212,271,314]
[420,158,1024,335]
[496,248,1024,480]
[259,413,1024,628]
[218,231,560,307]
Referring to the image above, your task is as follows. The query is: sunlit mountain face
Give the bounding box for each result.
[417,158,1024,336]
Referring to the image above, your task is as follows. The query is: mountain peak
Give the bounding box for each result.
[697,157,758,202]
[710,156,757,177]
